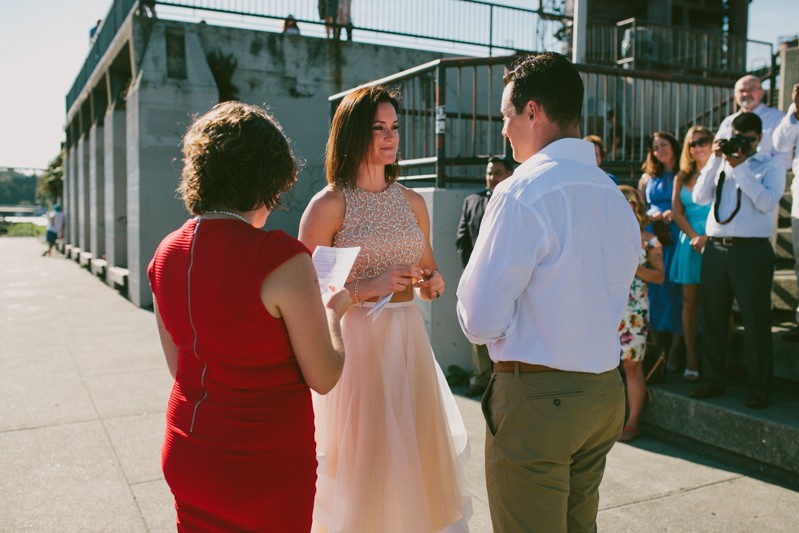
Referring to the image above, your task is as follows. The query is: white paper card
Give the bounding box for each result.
[366,293,393,320]
[311,246,360,294]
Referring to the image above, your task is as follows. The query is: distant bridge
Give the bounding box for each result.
[0,205,44,216]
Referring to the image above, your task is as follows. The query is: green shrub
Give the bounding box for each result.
[2,222,46,237]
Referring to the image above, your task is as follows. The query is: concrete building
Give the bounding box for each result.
[62,9,483,369]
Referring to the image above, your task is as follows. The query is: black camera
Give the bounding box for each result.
[718,134,751,157]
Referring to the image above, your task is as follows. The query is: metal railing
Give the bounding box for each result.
[330,56,738,187]
[329,56,515,188]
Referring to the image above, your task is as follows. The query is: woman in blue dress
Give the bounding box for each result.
[638,132,683,367]
[670,126,714,381]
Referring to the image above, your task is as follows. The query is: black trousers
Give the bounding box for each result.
[700,239,774,394]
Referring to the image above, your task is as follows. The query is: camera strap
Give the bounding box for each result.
[713,170,742,225]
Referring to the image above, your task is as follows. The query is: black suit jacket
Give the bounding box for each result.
[456,189,491,267]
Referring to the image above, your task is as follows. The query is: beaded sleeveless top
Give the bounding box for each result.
[333,182,425,282]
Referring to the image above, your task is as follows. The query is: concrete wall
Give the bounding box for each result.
[77,137,90,251]
[104,105,128,274]
[89,123,105,260]
[125,23,218,307]
[65,146,78,245]
[417,188,475,370]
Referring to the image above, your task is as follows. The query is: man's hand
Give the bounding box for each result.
[724,150,747,168]
[712,139,724,158]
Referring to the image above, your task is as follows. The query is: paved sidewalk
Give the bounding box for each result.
[2,237,798,532]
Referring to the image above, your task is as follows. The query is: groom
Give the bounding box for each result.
[457,52,640,532]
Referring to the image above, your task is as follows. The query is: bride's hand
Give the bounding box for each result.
[372,264,425,295]
[414,268,445,300]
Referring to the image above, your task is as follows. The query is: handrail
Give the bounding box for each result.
[329,56,745,188]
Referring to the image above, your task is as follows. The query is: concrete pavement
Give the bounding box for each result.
[2,236,798,532]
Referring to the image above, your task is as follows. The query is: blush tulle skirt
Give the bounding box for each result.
[312,300,472,532]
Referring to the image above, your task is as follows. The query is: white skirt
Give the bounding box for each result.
[312,301,472,532]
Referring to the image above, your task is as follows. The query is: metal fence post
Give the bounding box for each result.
[489,5,494,56]
[435,64,447,188]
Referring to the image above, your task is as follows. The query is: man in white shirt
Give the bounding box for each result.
[773,83,799,340]
[43,203,65,257]
[716,75,791,170]
[456,52,640,533]
[691,112,785,409]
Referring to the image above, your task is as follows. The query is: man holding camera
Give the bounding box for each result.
[691,112,785,409]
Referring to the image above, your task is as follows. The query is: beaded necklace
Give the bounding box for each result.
[202,210,250,225]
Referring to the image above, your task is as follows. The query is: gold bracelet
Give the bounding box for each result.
[354,279,361,304]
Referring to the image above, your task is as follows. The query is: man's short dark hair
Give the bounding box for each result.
[487,156,513,172]
[503,52,583,128]
[731,112,762,135]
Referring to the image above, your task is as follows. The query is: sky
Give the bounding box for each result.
[0,0,797,170]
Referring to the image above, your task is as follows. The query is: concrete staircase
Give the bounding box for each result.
[774,193,798,312]
[641,180,799,487]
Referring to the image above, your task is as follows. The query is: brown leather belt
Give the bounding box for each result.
[709,236,769,247]
[493,361,561,373]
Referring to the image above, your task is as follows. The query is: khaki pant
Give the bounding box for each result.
[481,367,624,533]
[469,343,492,387]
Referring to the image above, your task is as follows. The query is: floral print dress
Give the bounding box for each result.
[619,236,660,362]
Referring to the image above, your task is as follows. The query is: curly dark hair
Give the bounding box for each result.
[326,86,401,188]
[503,52,583,128]
[178,101,298,215]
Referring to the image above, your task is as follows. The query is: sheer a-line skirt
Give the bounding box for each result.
[312,301,471,532]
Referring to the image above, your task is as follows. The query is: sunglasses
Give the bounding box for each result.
[688,138,711,149]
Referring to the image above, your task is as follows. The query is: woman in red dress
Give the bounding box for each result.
[148,101,350,532]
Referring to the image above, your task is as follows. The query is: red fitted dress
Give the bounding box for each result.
[148,218,315,532]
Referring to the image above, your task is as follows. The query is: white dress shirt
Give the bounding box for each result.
[692,152,785,238]
[716,103,791,170]
[456,138,640,373]
[773,104,799,217]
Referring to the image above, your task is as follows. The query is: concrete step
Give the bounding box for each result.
[107,266,129,291]
[641,376,799,486]
[90,258,107,278]
[778,193,792,227]
[773,270,798,313]
[641,318,799,483]
[78,251,93,267]
[775,227,795,263]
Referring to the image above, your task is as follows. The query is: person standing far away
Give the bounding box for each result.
[456,156,513,397]
[282,14,300,35]
[584,134,619,184]
[773,83,799,341]
[456,52,640,532]
[670,125,715,381]
[690,112,785,410]
[716,75,791,170]
[139,0,157,18]
[42,203,65,257]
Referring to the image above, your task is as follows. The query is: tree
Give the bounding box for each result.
[36,152,64,206]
